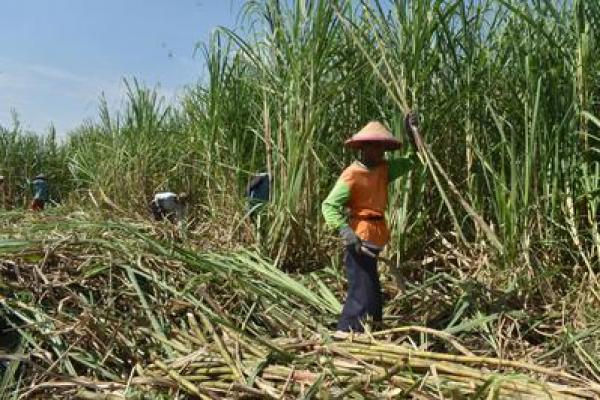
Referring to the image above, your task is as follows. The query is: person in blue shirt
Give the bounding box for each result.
[30,174,49,211]
[246,172,270,218]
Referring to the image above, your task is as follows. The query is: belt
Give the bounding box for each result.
[352,215,384,221]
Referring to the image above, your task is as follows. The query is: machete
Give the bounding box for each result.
[360,245,407,292]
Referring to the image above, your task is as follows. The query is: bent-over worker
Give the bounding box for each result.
[30,174,49,212]
[150,192,188,224]
[246,172,270,218]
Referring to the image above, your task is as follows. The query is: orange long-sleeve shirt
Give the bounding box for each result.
[322,157,415,247]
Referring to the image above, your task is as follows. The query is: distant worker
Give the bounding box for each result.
[150,192,188,224]
[0,175,5,209]
[322,113,420,333]
[30,174,49,211]
[245,172,270,217]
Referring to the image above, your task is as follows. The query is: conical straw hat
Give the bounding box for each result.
[344,121,401,150]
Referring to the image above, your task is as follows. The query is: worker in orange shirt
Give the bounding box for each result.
[322,113,419,332]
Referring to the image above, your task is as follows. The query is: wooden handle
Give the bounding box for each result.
[360,246,378,258]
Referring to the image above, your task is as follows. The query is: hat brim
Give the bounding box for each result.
[344,137,402,150]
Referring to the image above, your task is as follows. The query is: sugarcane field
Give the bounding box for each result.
[1,1,600,399]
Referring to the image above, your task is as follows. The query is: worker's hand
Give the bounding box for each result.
[339,225,362,253]
[406,111,419,129]
[404,111,421,152]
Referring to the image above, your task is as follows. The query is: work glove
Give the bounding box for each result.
[340,225,362,253]
[404,110,421,152]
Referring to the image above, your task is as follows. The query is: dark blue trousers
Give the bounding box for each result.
[337,246,382,332]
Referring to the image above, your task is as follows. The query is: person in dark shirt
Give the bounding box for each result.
[0,175,5,209]
[246,172,270,218]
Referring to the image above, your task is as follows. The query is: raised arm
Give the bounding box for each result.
[388,110,422,181]
[388,155,417,182]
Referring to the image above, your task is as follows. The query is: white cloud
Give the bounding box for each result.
[0,58,184,136]
[26,63,87,83]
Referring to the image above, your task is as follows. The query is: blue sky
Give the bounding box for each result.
[0,0,242,135]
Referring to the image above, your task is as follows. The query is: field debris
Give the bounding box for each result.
[1,212,599,399]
